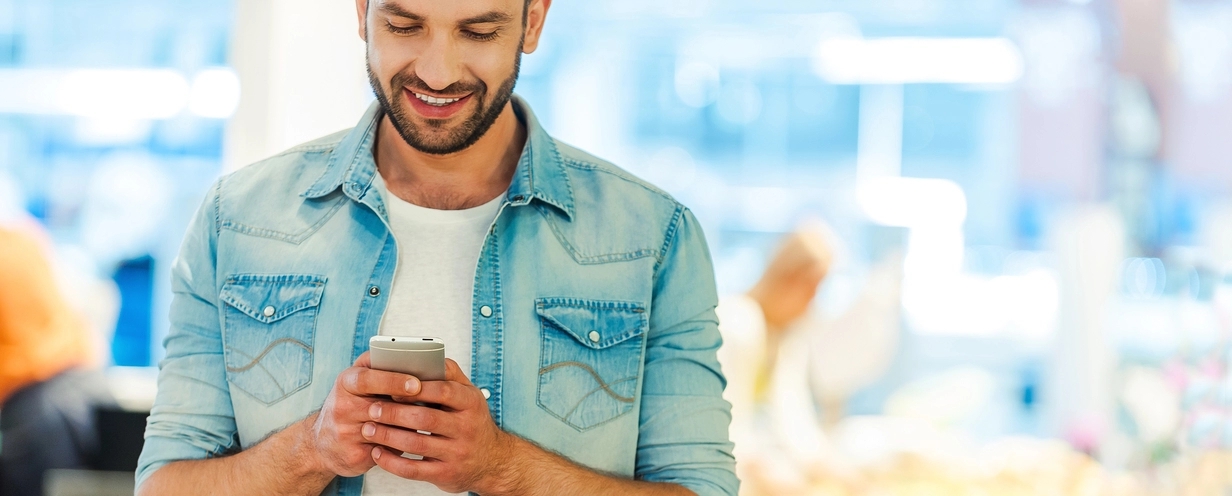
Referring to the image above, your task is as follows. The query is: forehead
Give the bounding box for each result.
[372,0,523,20]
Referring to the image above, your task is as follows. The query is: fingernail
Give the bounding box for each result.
[369,402,382,420]
[405,378,420,394]
[372,447,381,460]
[362,422,376,438]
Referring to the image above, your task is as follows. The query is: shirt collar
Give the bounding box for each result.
[302,95,574,220]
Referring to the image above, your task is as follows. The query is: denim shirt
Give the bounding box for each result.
[136,96,738,496]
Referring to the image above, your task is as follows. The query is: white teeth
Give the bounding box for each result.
[412,92,462,106]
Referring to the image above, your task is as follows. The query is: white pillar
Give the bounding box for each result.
[225,0,373,172]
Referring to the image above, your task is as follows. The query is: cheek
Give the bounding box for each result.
[369,37,428,82]
[460,44,520,89]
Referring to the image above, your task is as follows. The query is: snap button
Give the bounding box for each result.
[368,286,380,297]
[480,305,493,318]
[262,306,275,318]
[588,330,600,343]
[480,388,491,399]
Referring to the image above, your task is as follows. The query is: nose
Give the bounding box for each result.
[414,32,462,92]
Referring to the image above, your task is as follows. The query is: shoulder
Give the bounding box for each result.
[542,139,693,266]
[217,128,351,201]
[210,129,353,242]
[553,139,679,210]
[556,139,689,219]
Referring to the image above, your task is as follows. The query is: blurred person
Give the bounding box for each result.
[716,225,832,494]
[718,225,832,416]
[136,1,736,495]
[717,225,903,495]
[0,215,114,496]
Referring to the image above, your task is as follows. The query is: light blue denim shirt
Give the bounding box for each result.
[136,96,737,496]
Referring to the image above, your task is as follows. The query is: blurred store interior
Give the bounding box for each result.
[2,0,1232,494]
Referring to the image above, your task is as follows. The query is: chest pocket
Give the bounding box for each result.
[536,298,647,431]
[220,274,325,405]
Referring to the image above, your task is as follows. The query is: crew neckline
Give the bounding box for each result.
[373,173,504,224]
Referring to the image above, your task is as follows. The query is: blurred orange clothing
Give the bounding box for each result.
[0,227,91,404]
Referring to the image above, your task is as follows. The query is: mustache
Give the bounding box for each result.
[391,72,486,96]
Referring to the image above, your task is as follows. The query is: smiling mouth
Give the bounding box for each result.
[409,90,468,107]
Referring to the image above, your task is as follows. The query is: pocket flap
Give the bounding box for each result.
[220,274,326,324]
[535,298,647,350]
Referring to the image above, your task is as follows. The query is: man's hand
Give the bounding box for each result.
[137,351,420,496]
[306,351,426,477]
[362,359,515,494]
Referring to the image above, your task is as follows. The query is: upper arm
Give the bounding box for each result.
[136,180,240,489]
[635,207,739,496]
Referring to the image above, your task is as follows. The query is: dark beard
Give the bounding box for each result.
[367,50,521,156]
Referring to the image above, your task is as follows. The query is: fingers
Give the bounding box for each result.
[408,380,478,411]
[362,421,451,458]
[444,359,473,386]
[371,446,446,482]
[367,402,454,437]
[339,366,423,398]
[354,351,371,368]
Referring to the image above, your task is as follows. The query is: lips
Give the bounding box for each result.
[404,89,473,119]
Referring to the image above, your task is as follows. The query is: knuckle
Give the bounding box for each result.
[441,383,460,402]
[354,368,372,389]
[413,410,437,431]
[372,424,389,443]
[405,432,425,453]
[399,463,420,480]
[335,369,353,389]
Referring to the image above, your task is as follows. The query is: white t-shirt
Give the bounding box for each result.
[363,173,502,496]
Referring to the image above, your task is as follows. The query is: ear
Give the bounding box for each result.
[522,0,552,54]
[356,0,370,42]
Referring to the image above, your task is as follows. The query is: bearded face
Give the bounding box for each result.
[361,0,528,155]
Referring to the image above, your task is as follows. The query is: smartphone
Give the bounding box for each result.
[368,336,446,381]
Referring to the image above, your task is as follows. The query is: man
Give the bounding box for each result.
[135,0,737,495]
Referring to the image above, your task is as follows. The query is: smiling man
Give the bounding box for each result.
[134,0,737,495]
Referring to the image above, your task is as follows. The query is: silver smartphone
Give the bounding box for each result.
[368,336,446,381]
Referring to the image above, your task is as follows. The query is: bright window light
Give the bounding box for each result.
[0,68,237,120]
[857,176,968,229]
[0,69,64,114]
[57,69,190,119]
[190,68,242,118]
[813,37,1026,85]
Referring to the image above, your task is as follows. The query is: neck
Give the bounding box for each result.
[374,103,525,210]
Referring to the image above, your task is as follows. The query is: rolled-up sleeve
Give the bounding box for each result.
[135,179,239,489]
[635,207,739,496]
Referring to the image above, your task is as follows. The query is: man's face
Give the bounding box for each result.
[359,0,541,156]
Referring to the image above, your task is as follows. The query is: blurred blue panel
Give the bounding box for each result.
[112,255,153,366]
[901,85,982,163]
[786,74,861,163]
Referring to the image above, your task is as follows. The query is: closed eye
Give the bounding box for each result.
[463,29,499,42]
[386,21,421,35]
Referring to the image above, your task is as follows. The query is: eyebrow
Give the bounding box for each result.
[377,3,424,21]
[377,4,512,26]
[459,11,513,25]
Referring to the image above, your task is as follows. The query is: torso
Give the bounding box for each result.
[362,172,501,495]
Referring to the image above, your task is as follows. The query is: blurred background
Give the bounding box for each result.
[2,0,1232,494]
